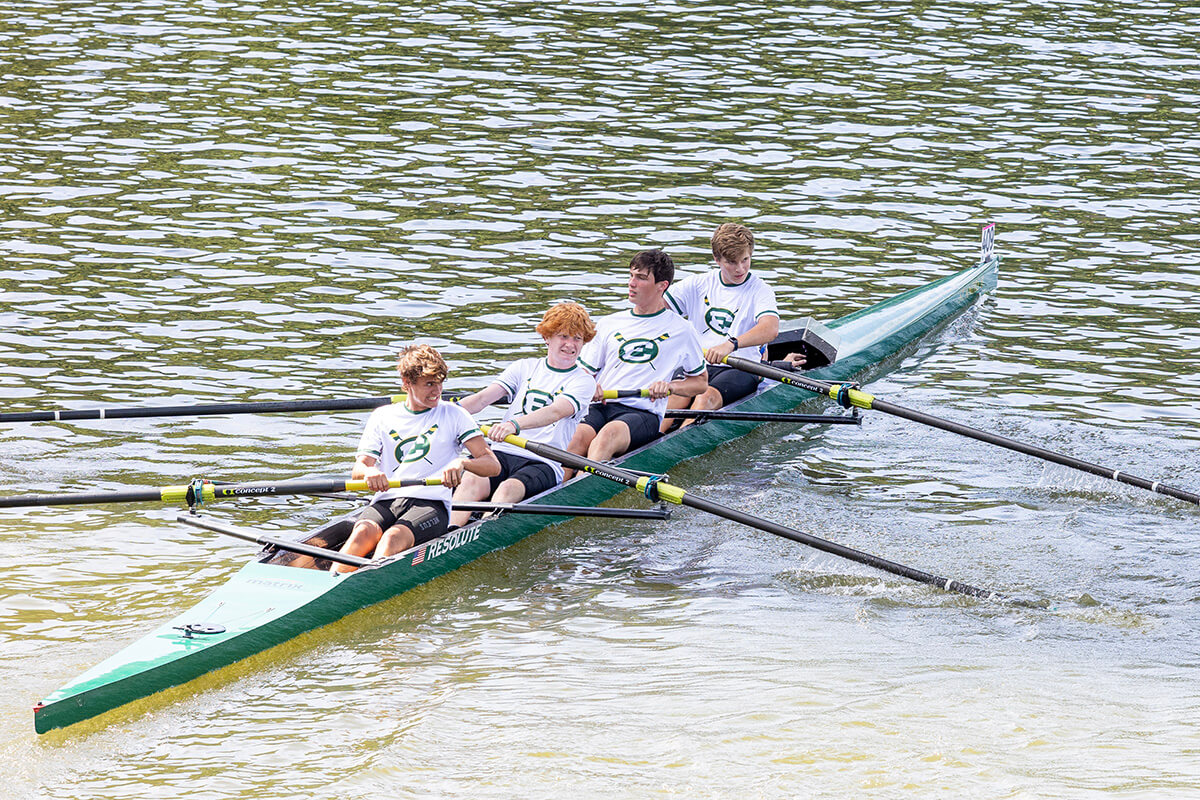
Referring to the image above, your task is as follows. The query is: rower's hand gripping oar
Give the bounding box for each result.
[480,426,1013,603]
[718,354,1200,508]
[0,477,443,509]
[601,389,673,400]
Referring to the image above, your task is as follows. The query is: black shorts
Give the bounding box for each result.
[581,402,661,451]
[491,451,557,497]
[706,363,761,406]
[358,497,448,546]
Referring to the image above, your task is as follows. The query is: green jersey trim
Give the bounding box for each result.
[664,291,684,315]
[544,358,577,374]
[457,428,483,444]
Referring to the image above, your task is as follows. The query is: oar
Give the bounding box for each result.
[177,514,372,568]
[0,393,469,424]
[603,391,859,424]
[452,502,672,519]
[664,409,861,424]
[480,426,1009,602]
[718,355,1200,507]
[0,477,441,509]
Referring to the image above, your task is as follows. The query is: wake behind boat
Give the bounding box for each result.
[32,231,999,734]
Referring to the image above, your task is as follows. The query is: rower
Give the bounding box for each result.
[332,345,500,574]
[662,222,781,429]
[566,250,707,472]
[449,303,598,527]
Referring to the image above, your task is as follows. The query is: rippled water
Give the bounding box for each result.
[3,0,1200,796]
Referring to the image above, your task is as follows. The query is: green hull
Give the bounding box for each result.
[34,254,998,734]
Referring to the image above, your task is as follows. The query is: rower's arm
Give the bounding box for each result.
[351,454,377,479]
[514,395,577,430]
[461,435,501,477]
[456,382,510,415]
[668,371,709,399]
[352,454,390,491]
[706,313,779,364]
[738,313,780,348]
[486,396,577,441]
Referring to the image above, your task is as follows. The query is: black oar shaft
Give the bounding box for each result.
[176,514,371,568]
[724,355,1200,507]
[0,397,395,423]
[869,397,1200,506]
[664,409,860,424]
[678,492,997,599]
[452,502,672,519]
[497,431,1003,601]
[0,488,165,508]
[0,392,472,424]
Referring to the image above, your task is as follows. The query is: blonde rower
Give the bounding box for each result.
[333,345,500,573]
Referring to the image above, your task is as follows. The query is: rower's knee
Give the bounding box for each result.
[568,424,596,455]
[345,520,382,551]
[492,478,527,504]
[334,521,382,573]
[377,525,415,557]
[588,422,630,462]
[691,388,723,411]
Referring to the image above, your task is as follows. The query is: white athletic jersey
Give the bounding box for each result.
[578,307,706,418]
[666,270,779,360]
[492,358,597,482]
[356,401,483,509]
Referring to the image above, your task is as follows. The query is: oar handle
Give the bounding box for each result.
[344,478,443,493]
[601,389,678,400]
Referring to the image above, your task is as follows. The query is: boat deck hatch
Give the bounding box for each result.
[767,317,839,368]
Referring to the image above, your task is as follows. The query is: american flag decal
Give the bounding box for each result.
[412,545,428,566]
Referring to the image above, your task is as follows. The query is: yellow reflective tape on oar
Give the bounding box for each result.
[344,478,442,492]
[601,389,650,400]
[635,476,686,504]
[159,483,215,504]
[829,385,875,410]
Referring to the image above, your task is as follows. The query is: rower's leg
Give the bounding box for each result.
[660,392,691,433]
[586,420,632,463]
[675,387,723,429]
[491,478,528,505]
[332,519,384,574]
[374,523,416,559]
[449,470,491,528]
[564,423,597,480]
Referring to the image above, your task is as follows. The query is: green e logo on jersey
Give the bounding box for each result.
[704,306,736,335]
[522,389,555,414]
[390,424,438,464]
[701,293,736,336]
[615,332,671,364]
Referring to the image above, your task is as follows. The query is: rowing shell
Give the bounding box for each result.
[33,238,999,734]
